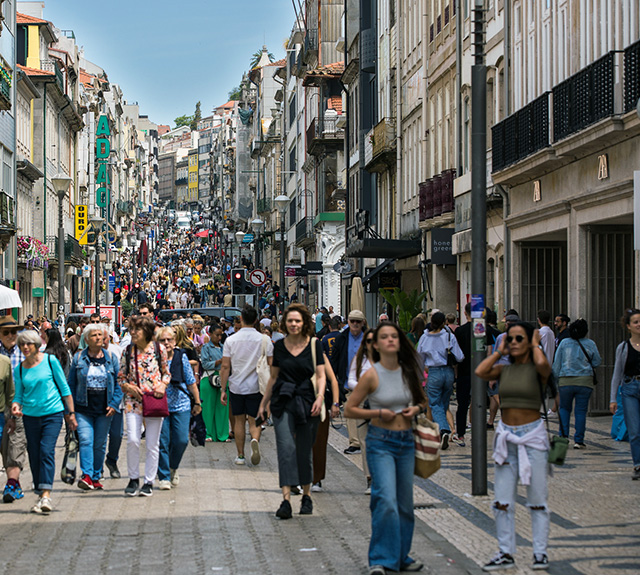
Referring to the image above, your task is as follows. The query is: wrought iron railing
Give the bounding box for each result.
[257,197,271,213]
[553,51,615,142]
[624,40,640,114]
[295,217,315,246]
[492,92,550,172]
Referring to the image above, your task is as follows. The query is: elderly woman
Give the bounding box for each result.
[118,316,170,497]
[67,323,122,491]
[156,326,201,490]
[11,329,77,514]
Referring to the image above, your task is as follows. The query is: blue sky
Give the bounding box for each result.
[40,0,295,126]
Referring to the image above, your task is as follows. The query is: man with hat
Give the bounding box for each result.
[330,309,367,455]
[0,316,26,502]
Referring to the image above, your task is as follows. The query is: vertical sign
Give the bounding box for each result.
[95,115,110,209]
[75,204,88,244]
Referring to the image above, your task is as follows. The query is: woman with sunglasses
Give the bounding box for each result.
[12,329,77,514]
[416,311,464,449]
[475,322,552,572]
[346,328,375,493]
[345,322,427,575]
[156,326,201,490]
[609,308,640,480]
[552,319,601,449]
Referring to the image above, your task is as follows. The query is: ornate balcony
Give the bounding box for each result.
[295,216,315,248]
[306,115,344,156]
[365,118,397,173]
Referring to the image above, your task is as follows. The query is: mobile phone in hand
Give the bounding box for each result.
[255,412,266,426]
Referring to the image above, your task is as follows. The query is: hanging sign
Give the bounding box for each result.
[75,204,88,245]
[95,115,111,208]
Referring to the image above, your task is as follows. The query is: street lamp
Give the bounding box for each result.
[90,213,105,312]
[51,174,73,322]
[235,230,245,267]
[251,218,265,268]
[274,194,290,314]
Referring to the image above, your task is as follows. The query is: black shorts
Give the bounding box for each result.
[229,391,263,418]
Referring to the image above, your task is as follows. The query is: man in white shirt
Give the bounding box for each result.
[220,307,273,466]
[537,309,558,418]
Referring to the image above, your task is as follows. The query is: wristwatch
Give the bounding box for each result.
[194,403,201,406]
[333,402,340,407]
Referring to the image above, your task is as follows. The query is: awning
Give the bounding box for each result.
[362,258,396,285]
[194,229,210,238]
[345,238,421,260]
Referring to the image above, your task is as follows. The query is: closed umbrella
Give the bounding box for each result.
[0,284,22,309]
[350,276,365,315]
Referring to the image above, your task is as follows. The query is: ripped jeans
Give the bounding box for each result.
[493,420,549,557]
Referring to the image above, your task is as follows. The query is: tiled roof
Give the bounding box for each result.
[264,58,286,67]
[79,69,96,88]
[17,12,49,25]
[303,61,346,86]
[327,95,343,115]
[17,64,54,77]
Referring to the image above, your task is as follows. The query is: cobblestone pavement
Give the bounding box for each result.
[0,413,638,575]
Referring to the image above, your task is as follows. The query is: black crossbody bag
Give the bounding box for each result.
[576,341,598,385]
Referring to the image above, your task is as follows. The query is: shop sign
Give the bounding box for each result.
[431,228,456,266]
[75,204,88,244]
[598,154,609,180]
[533,180,541,202]
[96,115,111,208]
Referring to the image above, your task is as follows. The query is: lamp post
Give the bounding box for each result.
[222,226,231,277]
[51,174,73,322]
[274,194,290,315]
[90,213,105,313]
[235,230,245,268]
[251,218,265,269]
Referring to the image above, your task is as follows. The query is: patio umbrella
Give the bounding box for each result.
[350,276,365,315]
[195,229,209,238]
[0,284,22,309]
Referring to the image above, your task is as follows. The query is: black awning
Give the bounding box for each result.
[345,238,422,260]
[362,258,396,285]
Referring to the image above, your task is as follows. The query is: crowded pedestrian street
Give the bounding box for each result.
[0,1,639,575]
[0,412,636,575]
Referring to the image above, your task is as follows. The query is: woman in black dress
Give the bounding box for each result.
[259,303,326,519]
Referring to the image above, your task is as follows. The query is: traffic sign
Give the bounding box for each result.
[108,275,115,292]
[249,269,267,287]
[242,233,254,243]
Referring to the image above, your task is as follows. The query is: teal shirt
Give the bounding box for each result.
[13,355,71,417]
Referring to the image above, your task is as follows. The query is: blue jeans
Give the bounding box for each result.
[366,425,416,570]
[621,377,640,467]
[106,409,123,466]
[0,412,4,440]
[22,412,64,491]
[559,385,593,443]
[158,410,191,481]
[427,366,454,433]
[493,420,549,556]
[76,412,112,481]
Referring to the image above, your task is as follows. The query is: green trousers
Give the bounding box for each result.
[200,376,230,442]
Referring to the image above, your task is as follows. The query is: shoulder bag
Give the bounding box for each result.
[576,340,598,385]
[445,329,458,367]
[256,335,271,395]
[134,344,169,418]
[537,375,569,465]
[310,337,326,422]
[412,413,441,478]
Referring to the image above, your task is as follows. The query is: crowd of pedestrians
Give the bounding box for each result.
[0,217,638,575]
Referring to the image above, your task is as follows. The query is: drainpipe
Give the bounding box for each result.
[495,183,510,311]
[43,82,48,313]
[395,0,402,240]
[504,0,511,117]
[456,0,463,173]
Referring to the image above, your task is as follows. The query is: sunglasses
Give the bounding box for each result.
[350,319,363,324]
[506,335,525,343]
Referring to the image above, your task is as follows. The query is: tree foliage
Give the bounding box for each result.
[379,288,429,333]
[228,86,242,101]
[250,48,275,69]
[174,114,193,129]
[190,101,202,131]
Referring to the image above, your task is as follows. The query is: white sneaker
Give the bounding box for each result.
[158,480,172,490]
[311,482,323,493]
[30,498,43,514]
[250,438,261,465]
[546,409,558,419]
[234,456,246,465]
[170,469,180,486]
[39,496,52,513]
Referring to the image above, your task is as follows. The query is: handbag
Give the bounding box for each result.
[256,335,271,395]
[134,346,169,418]
[576,340,598,385]
[310,337,327,422]
[537,376,569,465]
[445,330,458,367]
[60,428,79,484]
[412,413,441,478]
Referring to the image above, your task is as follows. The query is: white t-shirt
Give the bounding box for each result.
[260,317,272,328]
[222,328,273,395]
[107,343,123,362]
[539,325,555,365]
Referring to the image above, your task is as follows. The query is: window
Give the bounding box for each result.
[463,97,470,173]
[288,196,296,227]
[288,147,297,175]
[289,94,296,126]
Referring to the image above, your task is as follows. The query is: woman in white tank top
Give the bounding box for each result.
[345,322,428,575]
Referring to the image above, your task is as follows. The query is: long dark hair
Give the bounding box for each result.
[45,329,69,371]
[370,321,426,405]
[356,328,375,379]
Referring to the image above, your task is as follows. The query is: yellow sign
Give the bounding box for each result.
[75,205,88,245]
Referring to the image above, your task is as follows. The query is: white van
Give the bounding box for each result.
[177,217,191,229]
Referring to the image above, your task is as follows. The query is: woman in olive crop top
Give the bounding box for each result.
[475,322,552,572]
[345,322,428,575]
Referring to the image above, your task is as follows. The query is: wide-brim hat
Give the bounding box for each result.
[0,316,21,330]
[348,310,366,321]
